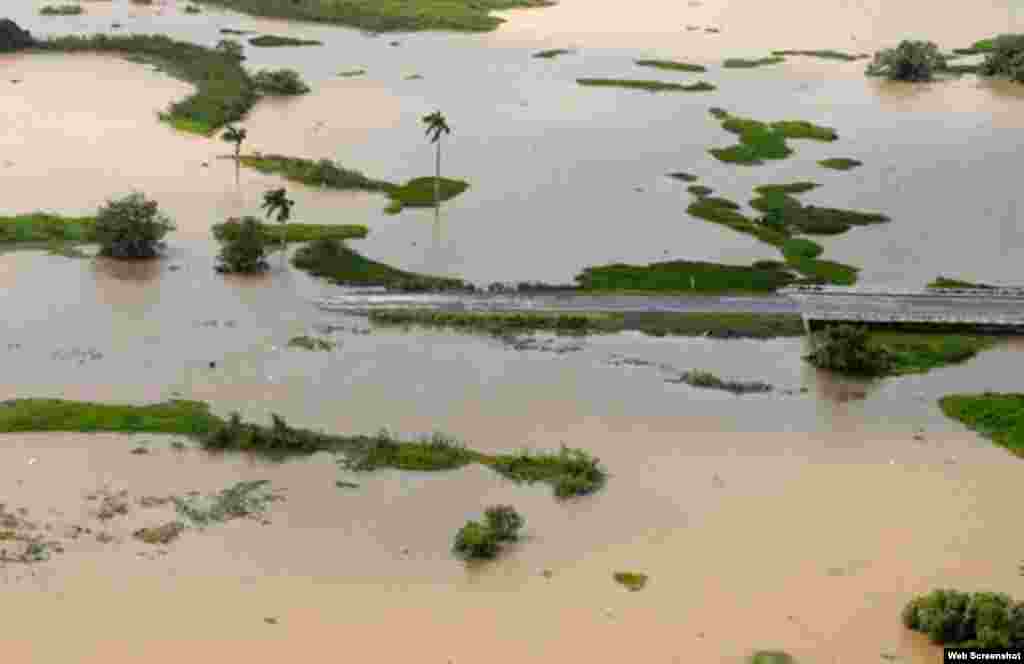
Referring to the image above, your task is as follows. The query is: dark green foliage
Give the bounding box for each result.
[771,49,867,61]
[667,370,773,394]
[667,172,698,182]
[576,259,794,293]
[635,59,706,72]
[770,120,838,141]
[453,520,500,558]
[193,0,555,32]
[687,196,789,247]
[902,589,1024,647]
[293,237,469,291]
[754,182,821,195]
[213,217,269,273]
[184,4,201,13]
[251,68,311,95]
[613,572,649,591]
[928,276,995,289]
[711,111,839,165]
[40,4,83,15]
[385,177,470,212]
[0,213,97,244]
[939,393,1024,456]
[723,56,785,68]
[979,34,1024,82]
[781,237,824,259]
[368,309,611,334]
[880,333,994,375]
[866,40,947,81]
[240,154,391,191]
[952,38,997,56]
[534,48,573,59]
[484,505,524,541]
[805,325,893,375]
[784,255,859,285]
[249,35,323,47]
[346,431,475,471]
[750,653,795,664]
[215,39,244,60]
[687,185,713,197]
[42,34,257,135]
[819,158,863,170]
[576,78,714,92]
[338,68,367,77]
[213,218,367,244]
[750,188,889,235]
[94,192,175,259]
[490,445,606,498]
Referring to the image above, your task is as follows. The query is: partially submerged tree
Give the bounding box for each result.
[866,40,946,81]
[94,192,175,258]
[213,216,269,273]
[422,110,451,207]
[804,324,892,375]
[252,68,310,95]
[453,505,524,560]
[260,187,294,267]
[979,34,1024,82]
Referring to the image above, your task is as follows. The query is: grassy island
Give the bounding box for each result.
[723,56,785,68]
[771,49,867,61]
[293,238,469,291]
[577,78,715,92]
[249,35,323,47]
[709,110,837,165]
[195,0,556,33]
[0,399,606,498]
[939,393,1024,456]
[634,59,706,72]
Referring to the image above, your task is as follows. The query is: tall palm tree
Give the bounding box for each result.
[222,125,247,160]
[421,110,451,207]
[261,187,294,268]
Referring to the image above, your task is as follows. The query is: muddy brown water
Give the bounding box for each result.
[2,0,1024,661]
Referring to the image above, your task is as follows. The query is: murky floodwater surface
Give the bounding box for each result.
[2,0,1024,661]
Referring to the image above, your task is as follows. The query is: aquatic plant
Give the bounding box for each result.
[215,38,244,60]
[249,35,323,47]
[687,196,789,247]
[42,34,257,135]
[385,177,469,213]
[337,68,367,77]
[251,68,311,95]
[818,158,862,170]
[750,653,795,664]
[805,325,892,375]
[576,78,714,92]
[902,589,1024,646]
[0,213,97,244]
[489,445,606,498]
[239,154,392,191]
[613,572,648,591]
[878,333,995,376]
[367,309,610,335]
[94,192,175,259]
[723,56,785,68]
[634,59,706,72]
[667,172,698,182]
[192,0,555,32]
[866,40,947,81]
[213,216,269,273]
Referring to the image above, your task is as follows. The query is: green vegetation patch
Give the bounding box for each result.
[687,185,713,197]
[939,394,1024,456]
[0,213,97,244]
[750,653,796,664]
[687,196,788,247]
[368,309,614,334]
[978,34,1024,82]
[576,259,794,293]
[818,158,862,170]
[337,68,367,77]
[784,255,858,285]
[780,237,823,259]
[212,219,368,243]
[613,572,649,591]
[667,370,772,394]
[902,589,1024,646]
[293,237,469,291]
[454,505,524,559]
[723,56,785,68]
[41,34,257,136]
[634,59,706,72]
[709,111,837,165]
[667,172,698,182]
[384,177,470,213]
[194,0,556,33]
[576,78,715,92]
[287,335,335,351]
[927,276,995,289]
[771,49,867,61]
[249,35,323,47]
[239,154,391,191]
[754,182,820,195]
[40,4,83,15]
[534,48,574,59]
[750,188,889,236]
[0,400,605,498]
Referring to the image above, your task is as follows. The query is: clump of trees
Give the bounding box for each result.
[94,192,175,258]
[866,40,947,81]
[804,324,892,375]
[980,34,1024,82]
[453,505,524,559]
[903,589,1024,647]
[213,217,269,273]
[252,68,310,95]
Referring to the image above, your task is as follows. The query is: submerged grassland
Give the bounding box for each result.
[709,109,837,165]
[194,0,555,32]
[939,392,1024,456]
[634,59,706,72]
[292,238,469,291]
[0,399,606,498]
[577,78,715,92]
[39,34,257,136]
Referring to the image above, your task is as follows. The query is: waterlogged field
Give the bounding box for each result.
[3,0,1024,661]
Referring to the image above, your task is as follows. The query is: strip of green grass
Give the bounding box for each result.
[686,196,789,247]
[0,399,605,498]
[577,78,715,92]
[384,177,470,213]
[212,220,368,243]
[534,48,574,59]
[196,0,556,33]
[723,56,785,68]
[784,255,858,285]
[40,4,83,15]
[818,158,862,170]
[770,49,867,61]
[575,259,794,293]
[368,309,614,334]
[877,333,995,375]
[249,35,323,47]
[927,276,996,289]
[634,59,706,72]
[938,392,1024,456]
[292,238,469,291]
[0,213,97,243]
[754,182,820,195]
[40,34,257,136]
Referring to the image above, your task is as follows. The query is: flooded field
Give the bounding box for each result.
[2,0,1024,661]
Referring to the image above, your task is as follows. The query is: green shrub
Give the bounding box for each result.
[252,68,311,95]
[184,4,201,13]
[453,505,524,559]
[489,445,606,498]
[805,324,892,375]
[866,40,947,81]
[902,589,1024,647]
[94,192,175,259]
[213,216,269,273]
[979,34,1024,82]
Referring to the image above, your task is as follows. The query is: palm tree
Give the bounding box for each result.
[421,110,451,207]
[222,125,247,186]
[261,187,294,268]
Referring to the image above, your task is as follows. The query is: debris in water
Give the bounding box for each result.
[264,617,278,625]
[133,522,183,545]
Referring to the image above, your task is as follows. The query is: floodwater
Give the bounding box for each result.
[2,0,1024,661]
